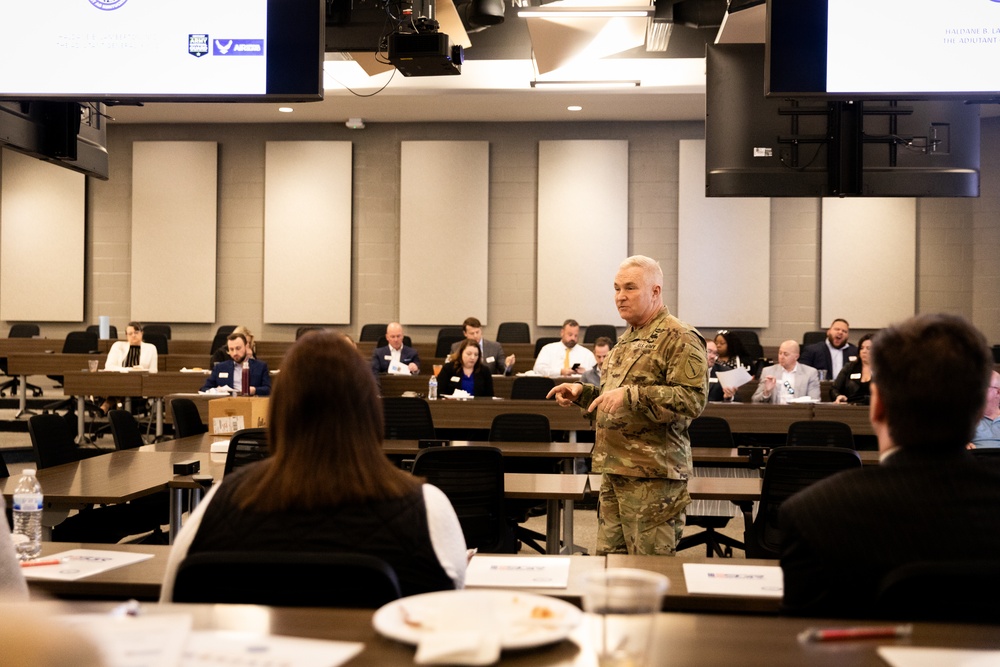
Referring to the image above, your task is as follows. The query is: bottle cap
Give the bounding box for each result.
[21,468,36,476]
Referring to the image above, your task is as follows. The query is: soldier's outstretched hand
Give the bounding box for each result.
[547,382,582,407]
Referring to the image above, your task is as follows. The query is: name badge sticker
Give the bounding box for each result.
[850,373,861,380]
[486,356,496,363]
[219,372,229,379]
[450,376,461,382]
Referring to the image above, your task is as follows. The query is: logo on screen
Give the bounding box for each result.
[213,39,265,56]
[88,0,128,9]
[188,34,210,58]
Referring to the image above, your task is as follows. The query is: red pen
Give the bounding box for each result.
[798,624,913,643]
[19,558,62,568]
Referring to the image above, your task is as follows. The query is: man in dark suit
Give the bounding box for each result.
[799,318,858,380]
[780,314,1000,618]
[370,322,421,375]
[448,316,515,375]
[200,332,271,396]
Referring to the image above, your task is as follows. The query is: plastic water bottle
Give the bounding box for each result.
[12,468,43,561]
[241,360,250,396]
[428,374,438,400]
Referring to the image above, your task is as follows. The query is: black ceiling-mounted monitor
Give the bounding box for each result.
[0,0,324,102]
[767,0,1000,99]
[706,44,981,198]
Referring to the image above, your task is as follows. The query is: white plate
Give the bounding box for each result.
[372,590,581,650]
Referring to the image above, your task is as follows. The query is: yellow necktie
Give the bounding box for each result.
[564,348,571,369]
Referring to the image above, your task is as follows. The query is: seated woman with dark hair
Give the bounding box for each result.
[714,330,752,372]
[832,333,873,405]
[437,338,494,397]
[161,331,467,600]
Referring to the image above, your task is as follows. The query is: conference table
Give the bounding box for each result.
[4,599,996,667]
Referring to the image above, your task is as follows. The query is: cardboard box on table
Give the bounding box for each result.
[208,397,269,435]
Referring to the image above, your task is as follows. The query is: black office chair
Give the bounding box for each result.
[46,330,99,388]
[533,337,560,358]
[382,397,436,440]
[488,414,553,554]
[731,329,764,362]
[208,332,229,356]
[801,330,826,347]
[143,332,169,356]
[678,416,747,558]
[27,413,105,469]
[411,446,513,553]
[436,327,465,358]
[377,335,412,348]
[875,560,1000,623]
[215,325,237,337]
[173,551,402,608]
[971,447,1000,471]
[744,446,862,559]
[144,324,172,340]
[510,376,555,400]
[786,420,855,449]
[0,323,43,398]
[86,324,119,339]
[171,398,208,439]
[584,324,618,345]
[0,458,9,478]
[224,427,269,475]
[359,324,387,342]
[108,410,146,450]
[496,322,530,344]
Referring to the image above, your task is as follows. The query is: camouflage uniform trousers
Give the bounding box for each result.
[596,473,691,556]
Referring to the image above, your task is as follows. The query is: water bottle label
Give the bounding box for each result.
[13,493,42,511]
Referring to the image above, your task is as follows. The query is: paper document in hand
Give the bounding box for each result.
[682,563,783,598]
[22,549,154,581]
[717,367,752,390]
[465,556,571,588]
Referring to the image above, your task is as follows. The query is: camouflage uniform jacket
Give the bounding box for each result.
[577,307,708,481]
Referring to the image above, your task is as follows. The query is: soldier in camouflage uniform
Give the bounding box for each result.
[549,255,708,555]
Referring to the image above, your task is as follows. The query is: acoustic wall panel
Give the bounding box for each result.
[537,140,627,327]
[131,141,217,322]
[263,141,352,324]
[677,139,770,327]
[821,198,915,328]
[399,141,489,325]
[0,148,85,321]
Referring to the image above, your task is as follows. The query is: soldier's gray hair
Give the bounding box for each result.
[619,255,663,288]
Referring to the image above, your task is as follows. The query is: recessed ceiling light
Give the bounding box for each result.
[278,107,294,113]
[567,105,583,112]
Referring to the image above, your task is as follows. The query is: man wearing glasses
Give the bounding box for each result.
[752,340,820,404]
[971,371,1000,448]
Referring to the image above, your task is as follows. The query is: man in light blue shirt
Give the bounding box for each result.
[972,370,1000,448]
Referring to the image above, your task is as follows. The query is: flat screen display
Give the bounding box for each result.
[767,0,1000,98]
[0,0,323,102]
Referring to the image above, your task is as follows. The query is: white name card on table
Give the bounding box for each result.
[465,556,571,588]
[682,563,784,598]
[22,549,154,581]
[878,647,1000,667]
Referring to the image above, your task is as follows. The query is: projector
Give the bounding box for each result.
[387,32,463,77]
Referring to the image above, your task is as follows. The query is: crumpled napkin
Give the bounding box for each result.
[444,390,472,399]
[414,629,501,665]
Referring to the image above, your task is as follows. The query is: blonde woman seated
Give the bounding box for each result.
[161,331,467,599]
[437,338,495,398]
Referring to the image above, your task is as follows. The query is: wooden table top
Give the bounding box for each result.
[6,600,997,667]
[586,474,762,502]
[427,399,594,432]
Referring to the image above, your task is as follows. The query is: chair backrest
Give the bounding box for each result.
[993,344,1000,364]
[411,446,508,552]
[108,409,145,450]
[436,327,465,358]
[489,413,552,443]
[876,560,1000,622]
[224,427,270,475]
[209,332,228,356]
[802,330,826,347]
[61,331,99,354]
[584,324,618,345]
[747,445,861,558]
[382,397,435,440]
[533,337,560,358]
[786,420,855,449]
[510,376,555,400]
[377,335,412,348]
[215,325,237,337]
[0,458,9,478]
[86,324,118,339]
[173,551,402,608]
[495,321,530,344]
[144,324,172,339]
[359,323,387,342]
[9,323,40,338]
[143,332,169,355]
[688,415,735,448]
[731,329,764,360]
[28,413,90,469]
[170,398,208,439]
